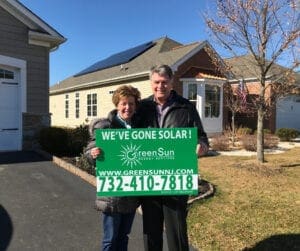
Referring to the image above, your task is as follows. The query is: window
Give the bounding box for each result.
[65,94,69,118]
[75,93,80,118]
[0,68,14,79]
[205,85,220,118]
[187,83,197,107]
[87,93,97,117]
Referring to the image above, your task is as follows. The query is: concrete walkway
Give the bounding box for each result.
[217,140,300,156]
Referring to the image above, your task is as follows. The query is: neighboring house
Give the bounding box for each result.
[225,55,300,133]
[49,37,226,135]
[0,0,66,151]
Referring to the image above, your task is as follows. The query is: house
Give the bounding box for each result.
[225,55,300,132]
[49,37,226,135]
[0,0,66,151]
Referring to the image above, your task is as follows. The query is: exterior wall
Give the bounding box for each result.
[173,49,220,94]
[49,48,225,134]
[0,6,50,149]
[50,78,152,127]
[23,113,50,149]
[174,49,224,134]
[228,81,276,132]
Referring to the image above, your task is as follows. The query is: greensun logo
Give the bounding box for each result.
[118,143,175,168]
[119,143,142,168]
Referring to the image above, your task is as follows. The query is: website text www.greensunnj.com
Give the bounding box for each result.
[97,168,194,176]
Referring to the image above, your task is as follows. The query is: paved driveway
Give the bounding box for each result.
[0,151,144,251]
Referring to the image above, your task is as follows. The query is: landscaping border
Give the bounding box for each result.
[34,149,215,205]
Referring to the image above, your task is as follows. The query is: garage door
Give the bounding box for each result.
[0,67,21,151]
[276,95,300,131]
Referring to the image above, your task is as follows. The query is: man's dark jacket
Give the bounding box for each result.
[136,90,209,146]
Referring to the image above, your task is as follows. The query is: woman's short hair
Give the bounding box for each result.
[112,85,141,106]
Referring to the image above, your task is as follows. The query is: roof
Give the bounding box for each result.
[0,0,66,49]
[74,41,156,76]
[50,37,211,94]
[225,54,297,83]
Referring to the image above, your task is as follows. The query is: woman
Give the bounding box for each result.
[85,85,141,251]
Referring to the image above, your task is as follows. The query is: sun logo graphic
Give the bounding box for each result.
[118,143,142,168]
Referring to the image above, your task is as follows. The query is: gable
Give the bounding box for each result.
[179,49,226,79]
[0,0,65,49]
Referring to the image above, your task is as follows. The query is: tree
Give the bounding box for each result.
[223,81,251,146]
[204,0,300,162]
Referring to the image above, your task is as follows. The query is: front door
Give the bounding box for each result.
[0,67,21,151]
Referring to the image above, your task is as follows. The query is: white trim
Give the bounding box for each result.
[180,78,224,85]
[2,0,62,37]
[0,55,27,112]
[171,42,206,72]
[28,30,65,48]
[0,0,66,48]
[0,54,27,151]
[171,40,228,77]
[182,79,224,134]
[228,76,273,83]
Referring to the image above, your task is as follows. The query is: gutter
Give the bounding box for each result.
[50,71,150,95]
[228,75,273,83]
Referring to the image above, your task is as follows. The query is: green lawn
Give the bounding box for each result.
[188,147,300,251]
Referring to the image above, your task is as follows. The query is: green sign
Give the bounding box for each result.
[96,127,198,196]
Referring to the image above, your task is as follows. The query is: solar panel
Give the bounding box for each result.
[74,41,154,77]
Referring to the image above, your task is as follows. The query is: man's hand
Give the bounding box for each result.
[196,143,208,157]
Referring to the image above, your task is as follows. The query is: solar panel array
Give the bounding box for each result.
[74,41,155,77]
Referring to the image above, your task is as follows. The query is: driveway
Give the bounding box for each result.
[0,151,144,251]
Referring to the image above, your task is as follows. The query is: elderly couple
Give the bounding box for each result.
[85,64,209,251]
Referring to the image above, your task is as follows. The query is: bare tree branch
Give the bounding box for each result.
[204,0,300,162]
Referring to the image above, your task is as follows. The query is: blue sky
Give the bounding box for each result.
[19,0,215,86]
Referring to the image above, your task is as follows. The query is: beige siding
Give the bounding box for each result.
[50,79,152,127]
[0,6,49,114]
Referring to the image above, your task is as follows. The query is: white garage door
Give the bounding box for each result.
[276,95,300,131]
[0,67,21,151]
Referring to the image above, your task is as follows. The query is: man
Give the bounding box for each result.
[136,65,209,251]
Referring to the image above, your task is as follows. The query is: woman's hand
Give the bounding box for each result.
[91,147,101,159]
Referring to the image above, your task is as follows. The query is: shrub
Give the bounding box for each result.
[264,135,279,149]
[38,127,69,156]
[241,134,279,151]
[236,127,252,136]
[76,153,95,176]
[241,135,257,151]
[275,128,299,141]
[253,129,272,135]
[210,135,230,151]
[38,125,90,156]
[66,125,90,156]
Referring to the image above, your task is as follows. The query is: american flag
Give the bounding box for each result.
[236,80,247,109]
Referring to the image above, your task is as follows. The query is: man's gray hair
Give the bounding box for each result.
[149,64,173,79]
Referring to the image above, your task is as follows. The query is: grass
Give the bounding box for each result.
[187,147,300,251]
